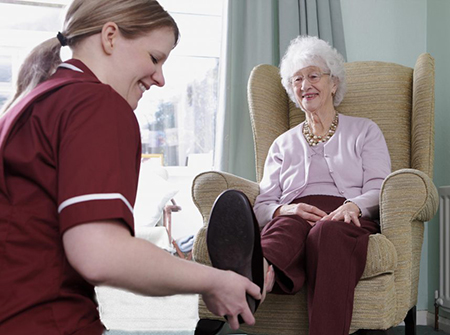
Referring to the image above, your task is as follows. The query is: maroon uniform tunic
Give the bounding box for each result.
[0,59,141,334]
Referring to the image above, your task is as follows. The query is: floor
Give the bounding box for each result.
[390,326,449,334]
[105,325,450,335]
[97,288,198,333]
[218,325,449,335]
[106,332,192,335]
[222,326,450,335]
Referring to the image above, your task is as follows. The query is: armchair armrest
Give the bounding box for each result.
[379,168,438,320]
[191,171,259,266]
[192,171,259,223]
[380,168,438,235]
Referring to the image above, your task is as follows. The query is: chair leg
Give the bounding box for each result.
[195,319,225,335]
[404,306,417,335]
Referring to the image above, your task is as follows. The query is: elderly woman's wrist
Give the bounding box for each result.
[343,200,362,217]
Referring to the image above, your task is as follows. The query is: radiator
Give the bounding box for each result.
[439,186,450,311]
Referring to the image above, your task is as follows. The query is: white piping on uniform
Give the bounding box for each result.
[58,193,133,214]
[58,63,84,73]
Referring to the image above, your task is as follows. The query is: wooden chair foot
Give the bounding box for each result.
[405,306,417,335]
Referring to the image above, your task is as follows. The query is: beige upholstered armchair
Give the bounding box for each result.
[191,53,439,335]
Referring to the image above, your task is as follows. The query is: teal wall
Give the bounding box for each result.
[341,0,450,314]
[342,0,427,66]
[427,0,450,318]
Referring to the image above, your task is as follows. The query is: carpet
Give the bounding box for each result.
[213,324,450,335]
[390,326,450,335]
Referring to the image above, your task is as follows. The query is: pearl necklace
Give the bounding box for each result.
[303,113,339,146]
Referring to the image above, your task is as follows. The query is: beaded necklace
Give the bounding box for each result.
[303,113,339,146]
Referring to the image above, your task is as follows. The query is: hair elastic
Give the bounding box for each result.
[57,32,68,47]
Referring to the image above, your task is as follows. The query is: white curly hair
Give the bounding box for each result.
[279,35,346,108]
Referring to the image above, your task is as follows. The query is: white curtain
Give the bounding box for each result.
[214,0,346,181]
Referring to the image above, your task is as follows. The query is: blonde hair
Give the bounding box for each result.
[2,0,179,113]
[279,35,346,107]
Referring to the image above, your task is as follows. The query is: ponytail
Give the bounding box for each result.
[1,37,62,114]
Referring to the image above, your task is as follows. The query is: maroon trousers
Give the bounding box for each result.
[260,195,380,335]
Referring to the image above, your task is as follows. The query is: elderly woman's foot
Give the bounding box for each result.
[207,189,264,319]
[262,260,275,304]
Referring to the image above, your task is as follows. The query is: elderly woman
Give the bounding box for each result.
[207,35,391,335]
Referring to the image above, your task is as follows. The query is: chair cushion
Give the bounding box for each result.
[361,233,398,279]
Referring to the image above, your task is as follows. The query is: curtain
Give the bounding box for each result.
[297,0,347,59]
[214,0,346,181]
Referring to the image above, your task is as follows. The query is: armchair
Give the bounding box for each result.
[192,53,439,334]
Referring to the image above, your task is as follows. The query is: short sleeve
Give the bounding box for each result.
[56,83,141,235]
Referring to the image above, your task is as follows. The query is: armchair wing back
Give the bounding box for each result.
[192,53,438,335]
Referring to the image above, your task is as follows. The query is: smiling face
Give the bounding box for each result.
[291,65,337,116]
[107,27,176,110]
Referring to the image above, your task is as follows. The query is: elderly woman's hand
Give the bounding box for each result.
[321,202,361,227]
[274,203,327,226]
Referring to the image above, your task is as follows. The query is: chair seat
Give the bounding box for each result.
[361,233,397,279]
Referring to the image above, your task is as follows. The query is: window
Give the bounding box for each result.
[0,0,224,170]
[136,0,223,168]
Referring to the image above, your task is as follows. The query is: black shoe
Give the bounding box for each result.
[206,189,264,322]
[195,319,225,335]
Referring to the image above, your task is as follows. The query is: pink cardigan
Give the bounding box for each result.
[254,114,391,227]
